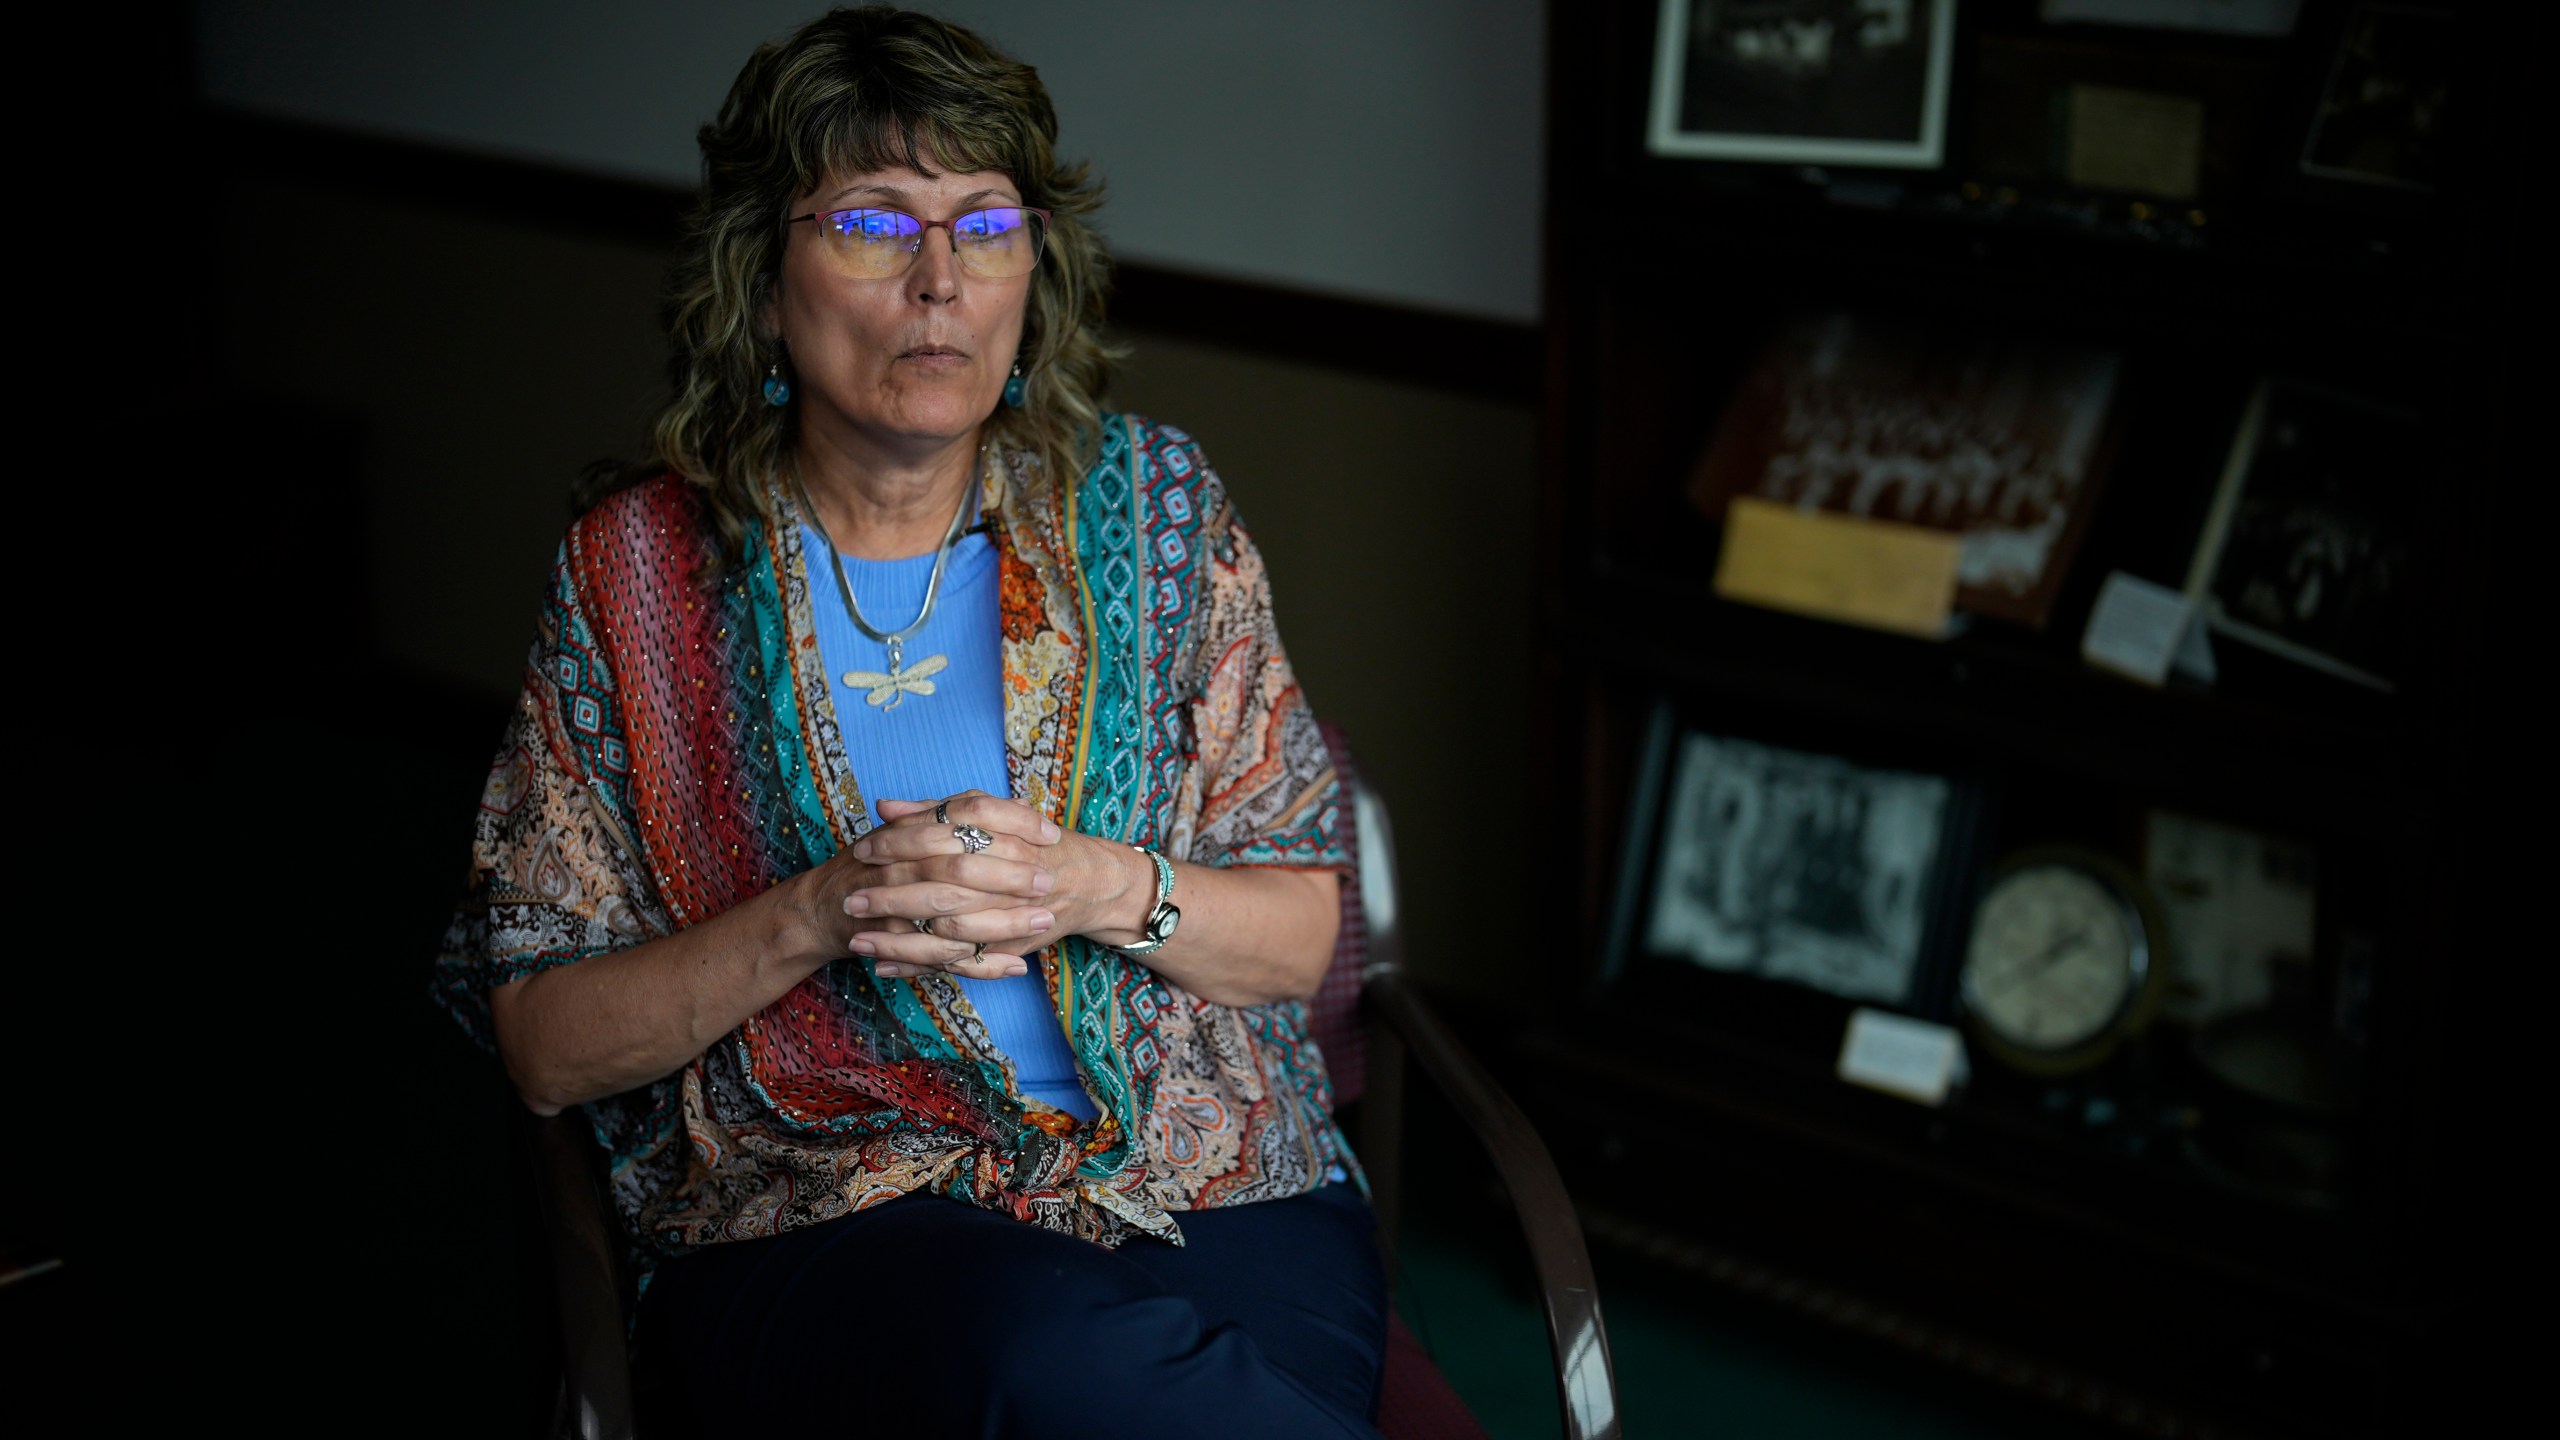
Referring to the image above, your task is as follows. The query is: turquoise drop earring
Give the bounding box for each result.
[1002,361,1026,408]
[763,361,792,407]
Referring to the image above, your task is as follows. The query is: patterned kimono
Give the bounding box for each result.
[435,417,1353,1268]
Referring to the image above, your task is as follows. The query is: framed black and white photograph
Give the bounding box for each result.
[1647,0,1957,168]
[1606,702,1982,1011]
[2183,377,2421,692]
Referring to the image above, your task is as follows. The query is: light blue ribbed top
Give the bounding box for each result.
[804,519,1098,1122]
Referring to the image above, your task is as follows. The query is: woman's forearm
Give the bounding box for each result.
[487,878,836,1116]
[493,831,1340,1115]
[1067,844,1341,1007]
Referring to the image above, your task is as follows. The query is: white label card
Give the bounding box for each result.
[1837,1008,1969,1107]
[2081,570,2198,688]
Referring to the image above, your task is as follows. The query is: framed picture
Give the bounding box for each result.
[2182,377,2421,691]
[1969,33,2280,205]
[2142,809,2319,1028]
[1646,0,1957,168]
[1688,311,2126,631]
[1605,700,1985,1014]
[2299,2,2451,192]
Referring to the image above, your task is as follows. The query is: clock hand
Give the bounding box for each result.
[1983,928,2092,996]
[2029,927,2091,971]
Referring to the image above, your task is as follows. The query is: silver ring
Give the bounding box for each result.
[934,799,951,825]
[912,916,935,936]
[952,824,994,856]
[971,941,987,961]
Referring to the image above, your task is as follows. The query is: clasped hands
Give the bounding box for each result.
[816,790,1137,982]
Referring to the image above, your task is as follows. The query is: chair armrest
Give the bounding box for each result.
[1364,969,1622,1440]
[524,1108,638,1440]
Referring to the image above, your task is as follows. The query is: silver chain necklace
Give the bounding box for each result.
[793,451,984,710]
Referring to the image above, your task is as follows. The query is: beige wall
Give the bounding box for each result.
[216,166,1537,998]
[1110,338,1539,999]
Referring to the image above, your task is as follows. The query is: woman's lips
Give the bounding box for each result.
[900,346,969,363]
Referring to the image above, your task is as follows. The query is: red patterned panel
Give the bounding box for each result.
[568,479,777,929]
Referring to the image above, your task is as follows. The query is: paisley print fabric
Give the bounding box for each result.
[436,416,1352,1273]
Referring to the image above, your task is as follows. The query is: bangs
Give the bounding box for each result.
[792,102,1029,201]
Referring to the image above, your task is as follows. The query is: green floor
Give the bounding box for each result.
[1374,1054,2107,1439]
[1391,1219,2087,1439]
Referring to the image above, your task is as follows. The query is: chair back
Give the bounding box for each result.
[1310,720,1397,1107]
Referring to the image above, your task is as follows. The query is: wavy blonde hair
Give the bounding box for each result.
[640,6,1118,556]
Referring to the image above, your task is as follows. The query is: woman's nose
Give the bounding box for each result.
[909,225,963,303]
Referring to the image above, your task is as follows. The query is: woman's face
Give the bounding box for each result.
[770,164,1031,459]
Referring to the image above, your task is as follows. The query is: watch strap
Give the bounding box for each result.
[1115,846,1178,954]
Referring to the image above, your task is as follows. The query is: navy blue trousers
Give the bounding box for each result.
[635,1182,1387,1439]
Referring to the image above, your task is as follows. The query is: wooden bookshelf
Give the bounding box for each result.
[1525,3,2515,1434]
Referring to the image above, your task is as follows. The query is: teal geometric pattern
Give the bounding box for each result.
[1131,424,1207,846]
[1072,417,1147,846]
[1065,416,1212,849]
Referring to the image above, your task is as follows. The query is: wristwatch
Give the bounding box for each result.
[1115,846,1181,954]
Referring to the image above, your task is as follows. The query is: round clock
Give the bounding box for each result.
[1958,847,2169,1076]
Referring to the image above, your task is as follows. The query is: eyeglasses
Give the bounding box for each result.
[785,205,1053,280]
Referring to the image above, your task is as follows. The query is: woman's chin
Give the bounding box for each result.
[814,392,1003,448]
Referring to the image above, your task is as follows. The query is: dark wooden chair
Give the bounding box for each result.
[526,724,1620,1439]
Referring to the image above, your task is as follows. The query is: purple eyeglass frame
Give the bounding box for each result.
[785,204,1054,275]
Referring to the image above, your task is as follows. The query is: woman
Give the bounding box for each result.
[433,8,1383,1437]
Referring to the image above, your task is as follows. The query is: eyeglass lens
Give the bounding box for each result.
[819,208,1045,279]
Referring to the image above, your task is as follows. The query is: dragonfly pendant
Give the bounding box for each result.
[845,648,946,710]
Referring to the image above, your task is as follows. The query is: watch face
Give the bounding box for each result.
[1962,862,2143,1053]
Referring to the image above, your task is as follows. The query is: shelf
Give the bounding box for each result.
[1574,179,2469,352]
[1575,567,2434,848]
[1507,1014,2424,1439]
[1538,1010,2403,1291]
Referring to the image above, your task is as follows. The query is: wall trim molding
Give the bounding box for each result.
[202,108,1540,406]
